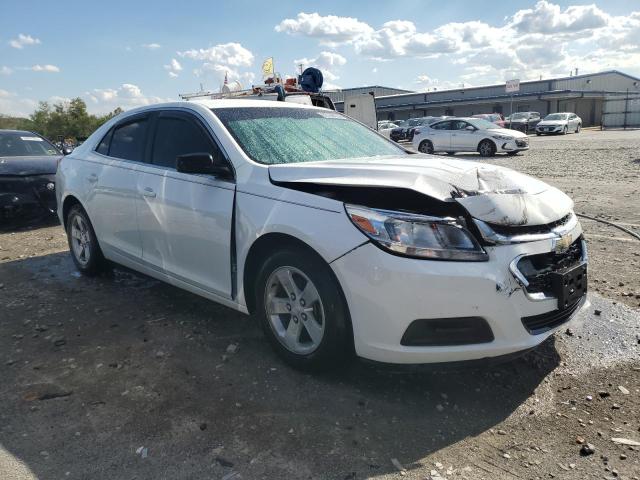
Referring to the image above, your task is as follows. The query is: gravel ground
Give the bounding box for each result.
[0,129,639,480]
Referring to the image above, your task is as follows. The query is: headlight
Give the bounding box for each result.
[345,205,488,261]
[492,134,514,141]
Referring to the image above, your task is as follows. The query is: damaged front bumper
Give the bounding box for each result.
[330,215,588,364]
[0,175,57,221]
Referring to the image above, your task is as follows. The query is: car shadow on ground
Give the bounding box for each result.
[0,213,59,233]
[0,252,560,479]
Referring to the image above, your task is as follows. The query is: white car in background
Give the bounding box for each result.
[377,120,398,139]
[56,100,587,371]
[535,113,582,135]
[412,117,530,157]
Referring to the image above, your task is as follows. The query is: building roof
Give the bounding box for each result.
[323,85,414,94]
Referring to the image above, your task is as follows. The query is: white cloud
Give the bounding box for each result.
[178,42,255,89]
[164,58,182,78]
[275,12,373,44]
[9,34,41,49]
[85,83,170,114]
[178,42,254,67]
[510,1,609,34]
[277,3,640,87]
[31,64,60,73]
[0,66,13,75]
[294,51,347,86]
[142,43,161,50]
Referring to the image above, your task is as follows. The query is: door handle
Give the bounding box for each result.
[141,187,156,198]
[86,174,98,183]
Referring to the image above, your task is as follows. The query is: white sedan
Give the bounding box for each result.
[412,117,530,156]
[535,113,582,135]
[56,100,587,371]
[377,120,398,139]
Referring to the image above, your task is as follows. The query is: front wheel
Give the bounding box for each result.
[563,126,568,135]
[507,151,519,156]
[575,123,581,133]
[66,204,106,276]
[478,139,496,157]
[418,140,434,154]
[255,247,352,371]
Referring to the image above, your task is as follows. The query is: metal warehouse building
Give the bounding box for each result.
[333,70,640,128]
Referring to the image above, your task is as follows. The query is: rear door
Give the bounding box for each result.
[135,110,235,298]
[90,115,149,259]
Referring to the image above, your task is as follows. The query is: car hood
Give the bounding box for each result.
[269,156,573,226]
[538,120,567,126]
[0,155,60,176]
[486,128,527,138]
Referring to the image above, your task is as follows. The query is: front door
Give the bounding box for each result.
[136,110,235,298]
[450,120,478,151]
[428,120,452,151]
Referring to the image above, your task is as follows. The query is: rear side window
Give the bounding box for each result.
[95,129,112,155]
[151,116,218,169]
[109,119,148,162]
[431,121,451,130]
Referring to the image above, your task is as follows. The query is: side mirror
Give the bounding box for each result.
[62,147,73,155]
[465,125,475,131]
[176,152,231,177]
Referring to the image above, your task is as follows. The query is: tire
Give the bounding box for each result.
[507,151,519,156]
[418,140,434,154]
[536,132,541,136]
[575,123,581,133]
[446,151,456,155]
[255,247,352,371]
[478,139,496,157]
[563,126,568,135]
[65,204,106,276]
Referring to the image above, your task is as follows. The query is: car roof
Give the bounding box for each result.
[0,129,37,135]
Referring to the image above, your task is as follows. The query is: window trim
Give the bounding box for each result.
[95,113,150,163]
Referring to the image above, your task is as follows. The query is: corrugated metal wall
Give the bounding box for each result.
[602,94,640,128]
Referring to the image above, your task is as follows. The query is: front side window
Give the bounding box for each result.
[212,107,404,165]
[0,132,59,157]
[152,116,218,168]
[109,119,148,162]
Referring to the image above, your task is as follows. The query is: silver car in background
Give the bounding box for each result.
[535,113,582,135]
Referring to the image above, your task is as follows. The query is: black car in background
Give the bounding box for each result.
[390,116,442,142]
[506,112,541,133]
[0,130,62,221]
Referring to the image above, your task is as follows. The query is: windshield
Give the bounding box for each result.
[511,113,528,120]
[213,107,405,165]
[468,118,502,130]
[0,132,59,157]
[544,113,569,120]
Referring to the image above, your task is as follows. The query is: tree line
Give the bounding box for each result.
[0,98,123,142]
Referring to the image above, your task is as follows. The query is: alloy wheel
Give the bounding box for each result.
[264,266,325,355]
[70,214,91,266]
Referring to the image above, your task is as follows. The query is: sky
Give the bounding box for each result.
[1,0,640,117]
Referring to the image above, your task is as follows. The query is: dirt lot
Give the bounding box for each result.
[1,129,639,480]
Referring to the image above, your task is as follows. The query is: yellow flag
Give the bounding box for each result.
[262,57,274,78]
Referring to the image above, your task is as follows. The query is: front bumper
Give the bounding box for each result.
[497,137,529,152]
[0,175,57,220]
[330,224,587,364]
[536,125,564,134]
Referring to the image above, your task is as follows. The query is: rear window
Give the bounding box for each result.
[212,107,404,165]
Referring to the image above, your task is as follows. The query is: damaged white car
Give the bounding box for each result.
[56,100,588,371]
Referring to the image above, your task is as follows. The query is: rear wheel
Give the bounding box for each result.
[66,204,105,276]
[255,247,352,371]
[478,139,496,157]
[418,140,434,154]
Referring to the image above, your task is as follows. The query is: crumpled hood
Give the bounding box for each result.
[269,156,573,226]
[0,155,60,176]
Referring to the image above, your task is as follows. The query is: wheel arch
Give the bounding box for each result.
[61,194,83,231]
[476,137,497,152]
